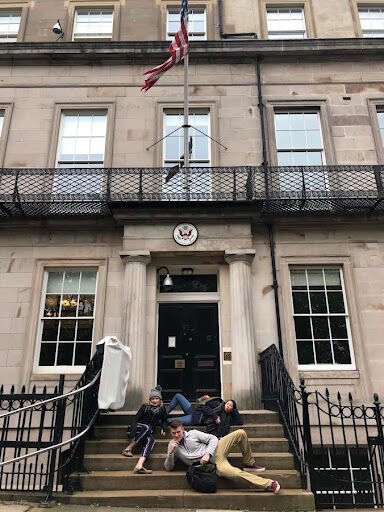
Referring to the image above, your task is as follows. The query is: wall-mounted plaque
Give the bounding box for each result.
[173,223,198,246]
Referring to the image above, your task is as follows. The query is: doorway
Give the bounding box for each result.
[157,303,221,401]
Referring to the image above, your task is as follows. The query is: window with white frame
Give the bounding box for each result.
[37,269,97,369]
[0,10,21,42]
[0,110,4,137]
[73,8,114,40]
[358,6,384,37]
[55,111,107,193]
[167,7,206,40]
[290,267,355,369]
[163,110,211,193]
[266,7,306,39]
[377,109,384,146]
[274,110,326,190]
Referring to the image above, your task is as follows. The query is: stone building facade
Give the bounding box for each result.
[0,0,383,409]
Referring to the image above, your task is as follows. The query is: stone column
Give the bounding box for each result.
[224,249,259,409]
[120,250,151,408]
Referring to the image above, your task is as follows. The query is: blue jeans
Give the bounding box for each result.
[166,393,193,425]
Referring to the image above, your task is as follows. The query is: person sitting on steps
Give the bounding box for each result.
[122,385,168,474]
[166,393,237,428]
[205,399,243,438]
[164,419,280,494]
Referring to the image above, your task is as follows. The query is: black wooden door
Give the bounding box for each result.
[157,303,221,401]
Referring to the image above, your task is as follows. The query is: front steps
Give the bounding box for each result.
[64,410,315,511]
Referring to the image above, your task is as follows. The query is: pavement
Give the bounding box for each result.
[0,502,381,512]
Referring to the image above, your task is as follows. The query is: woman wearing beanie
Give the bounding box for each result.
[122,385,168,474]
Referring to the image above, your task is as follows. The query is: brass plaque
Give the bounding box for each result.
[175,359,185,369]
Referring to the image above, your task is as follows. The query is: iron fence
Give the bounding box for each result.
[0,349,103,504]
[260,344,384,509]
[0,165,382,217]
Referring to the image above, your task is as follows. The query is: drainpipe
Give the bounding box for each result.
[218,0,258,39]
[255,56,285,359]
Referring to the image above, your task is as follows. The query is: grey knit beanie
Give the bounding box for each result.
[149,385,162,400]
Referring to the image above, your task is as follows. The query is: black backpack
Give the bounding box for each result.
[186,462,217,493]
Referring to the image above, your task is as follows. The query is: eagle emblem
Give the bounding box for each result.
[173,223,198,246]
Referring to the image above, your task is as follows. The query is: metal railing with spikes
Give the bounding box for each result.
[0,348,103,505]
[260,344,384,509]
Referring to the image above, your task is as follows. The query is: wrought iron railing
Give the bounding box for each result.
[0,165,382,217]
[0,349,103,505]
[260,344,384,509]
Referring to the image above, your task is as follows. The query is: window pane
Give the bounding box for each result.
[292,292,310,313]
[80,271,97,293]
[291,269,307,290]
[333,340,352,364]
[330,316,348,338]
[41,320,59,341]
[57,343,74,365]
[325,269,341,290]
[297,341,314,364]
[312,317,330,339]
[328,292,345,313]
[47,272,63,293]
[39,344,56,366]
[44,295,61,317]
[63,271,80,293]
[294,316,312,339]
[61,295,78,317]
[77,319,93,341]
[78,295,94,316]
[59,319,76,341]
[315,340,333,364]
[310,292,327,313]
[75,343,92,365]
[308,269,324,289]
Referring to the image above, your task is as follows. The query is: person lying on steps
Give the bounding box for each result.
[164,419,280,494]
[122,385,168,474]
[205,399,243,438]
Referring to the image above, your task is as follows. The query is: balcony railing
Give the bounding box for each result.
[0,165,383,217]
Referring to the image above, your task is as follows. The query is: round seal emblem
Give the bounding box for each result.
[173,223,198,246]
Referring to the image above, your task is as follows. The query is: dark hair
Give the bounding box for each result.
[169,419,184,429]
[225,399,237,411]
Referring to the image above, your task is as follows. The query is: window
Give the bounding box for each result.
[274,110,326,190]
[266,7,306,39]
[0,110,4,136]
[0,10,21,42]
[290,267,355,369]
[37,269,97,369]
[377,110,384,145]
[73,7,114,40]
[163,110,211,193]
[358,6,384,37]
[167,7,206,40]
[55,111,107,193]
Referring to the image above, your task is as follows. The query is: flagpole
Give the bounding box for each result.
[183,17,189,168]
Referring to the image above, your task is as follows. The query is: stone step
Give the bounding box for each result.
[84,452,295,471]
[94,423,285,439]
[64,488,315,511]
[78,469,302,490]
[99,410,280,426]
[85,437,289,455]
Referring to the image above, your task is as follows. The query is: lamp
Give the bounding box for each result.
[157,266,173,292]
[52,20,64,40]
[182,267,193,276]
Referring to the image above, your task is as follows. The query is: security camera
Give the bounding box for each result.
[52,20,64,37]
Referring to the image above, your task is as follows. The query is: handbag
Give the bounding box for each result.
[186,461,217,493]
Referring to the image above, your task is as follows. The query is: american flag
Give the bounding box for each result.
[141,0,189,92]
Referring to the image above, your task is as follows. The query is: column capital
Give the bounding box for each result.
[224,249,256,266]
[120,250,151,265]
